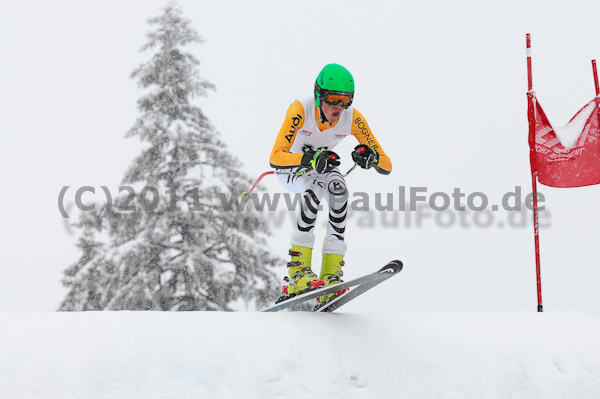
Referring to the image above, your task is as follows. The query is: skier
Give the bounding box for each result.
[269,63,392,304]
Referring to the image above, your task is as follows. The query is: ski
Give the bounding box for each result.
[261,260,403,312]
[315,260,402,312]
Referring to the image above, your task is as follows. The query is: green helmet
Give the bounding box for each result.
[314,64,355,107]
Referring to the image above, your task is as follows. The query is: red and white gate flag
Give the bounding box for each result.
[528,96,600,188]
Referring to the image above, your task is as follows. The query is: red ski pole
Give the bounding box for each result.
[241,171,275,199]
[241,160,359,200]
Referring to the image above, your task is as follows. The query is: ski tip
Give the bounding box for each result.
[381,260,403,273]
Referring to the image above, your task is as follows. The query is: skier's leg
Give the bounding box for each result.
[322,168,349,255]
[311,169,349,304]
[278,168,326,248]
[277,168,327,295]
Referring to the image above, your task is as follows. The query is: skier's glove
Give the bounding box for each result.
[351,144,379,169]
[310,149,340,174]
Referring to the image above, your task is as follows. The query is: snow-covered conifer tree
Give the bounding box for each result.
[60,3,281,311]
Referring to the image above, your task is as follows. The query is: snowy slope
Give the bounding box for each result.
[2,311,600,399]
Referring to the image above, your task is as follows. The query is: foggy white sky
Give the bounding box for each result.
[1,0,599,313]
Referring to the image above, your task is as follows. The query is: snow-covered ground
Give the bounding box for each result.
[2,311,600,399]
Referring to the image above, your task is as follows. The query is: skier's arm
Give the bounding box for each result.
[350,109,392,175]
[269,101,312,169]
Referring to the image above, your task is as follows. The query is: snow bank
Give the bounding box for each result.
[2,311,600,399]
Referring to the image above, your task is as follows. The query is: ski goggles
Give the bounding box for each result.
[322,91,354,108]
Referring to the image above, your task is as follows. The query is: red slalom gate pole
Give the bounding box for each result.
[593,60,599,96]
[527,34,533,92]
[526,33,543,312]
[531,174,543,312]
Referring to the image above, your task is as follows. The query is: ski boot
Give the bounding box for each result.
[276,245,324,303]
[315,254,349,309]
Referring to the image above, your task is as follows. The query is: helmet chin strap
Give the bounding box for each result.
[319,104,329,123]
[315,90,329,124]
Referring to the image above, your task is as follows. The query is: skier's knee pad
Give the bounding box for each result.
[327,179,348,206]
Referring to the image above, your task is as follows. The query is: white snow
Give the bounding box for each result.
[2,311,600,399]
[553,100,597,150]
